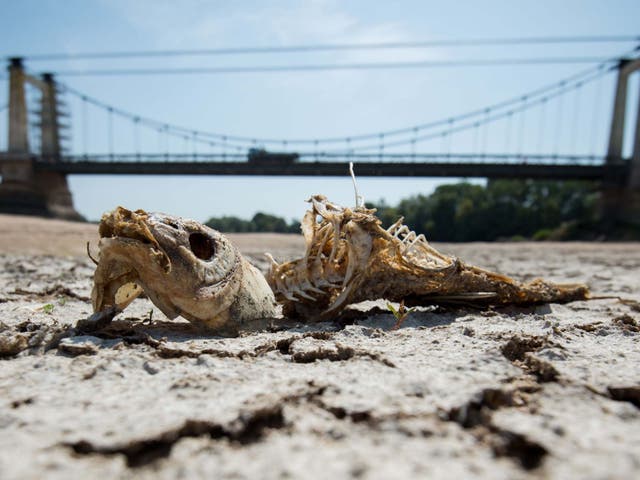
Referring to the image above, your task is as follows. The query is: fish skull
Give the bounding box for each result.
[92,207,276,334]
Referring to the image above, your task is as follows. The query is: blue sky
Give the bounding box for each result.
[1,0,639,222]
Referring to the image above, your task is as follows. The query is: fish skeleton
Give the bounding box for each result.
[266,195,590,319]
[89,198,590,333]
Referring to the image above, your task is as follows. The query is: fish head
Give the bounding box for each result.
[92,207,276,332]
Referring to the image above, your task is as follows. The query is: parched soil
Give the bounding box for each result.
[0,214,305,257]
[0,214,639,479]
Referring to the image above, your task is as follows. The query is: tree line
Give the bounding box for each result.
[205,212,300,233]
[369,180,600,241]
[205,180,635,240]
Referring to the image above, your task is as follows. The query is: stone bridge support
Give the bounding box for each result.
[0,58,81,220]
[603,57,640,228]
[0,58,43,215]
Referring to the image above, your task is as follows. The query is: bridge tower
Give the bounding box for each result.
[604,57,640,227]
[0,58,81,220]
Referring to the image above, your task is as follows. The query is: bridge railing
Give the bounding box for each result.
[44,152,608,166]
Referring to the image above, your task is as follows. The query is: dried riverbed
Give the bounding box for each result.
[0,214,639,479]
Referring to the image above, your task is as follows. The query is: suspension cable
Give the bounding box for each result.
[342,66,611,153]
[16,35,640,62]
[590,67,606,157]
[553,83,565,156]
[54,48,633,149]
[537,97,547,154]
[81,96,88,156]
[504,110,513,153]
[133,116,140,157]
[107,107,114,157]
[570,82,582,154]
[517,96,527,157]
[480,109,490,158]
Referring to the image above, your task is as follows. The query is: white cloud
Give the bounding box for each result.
[100,0,233,47]
[92,0,442,137]
[254,0,358,44]
[100,0,437,61]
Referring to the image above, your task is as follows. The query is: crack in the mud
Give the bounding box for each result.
[142,332,333,360]
[6,316,395,369]
[523,355,559,382]
[12,284,90,302]
[607,386,640,409]
[66,383,328,468]
[305,393,439,439]
[285,342,396,367]
[67,404,286,468]
[501,335,546,362]
[108,330,395,367]
[447,388,516,428]
[570,314,639,335]
[445,386,548,471]
[490,430,548,470]
[501,335,559,383]
[320,405,373,423]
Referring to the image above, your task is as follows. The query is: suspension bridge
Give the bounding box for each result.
[0,48,639,224]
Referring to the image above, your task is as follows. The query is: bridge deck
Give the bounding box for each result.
[33,159,628,182]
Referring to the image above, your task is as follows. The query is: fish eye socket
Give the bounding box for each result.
[189,232,216,260]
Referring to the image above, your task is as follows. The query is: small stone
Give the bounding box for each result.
[58,336,103,356]
[0,332,28,357]
[143,361,160,375]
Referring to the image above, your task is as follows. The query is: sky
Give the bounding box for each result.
[1,0,639,222]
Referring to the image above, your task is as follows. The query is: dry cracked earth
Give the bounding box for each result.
[0,215,639,479]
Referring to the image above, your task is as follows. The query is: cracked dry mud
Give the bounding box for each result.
[1,215,640,479]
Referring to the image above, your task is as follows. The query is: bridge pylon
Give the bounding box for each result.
[603,57,640,228]
[0,58,82,220]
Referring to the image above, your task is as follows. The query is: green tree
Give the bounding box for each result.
[207,180,603,239]
[379,180,599,241]
[251,212,289,232]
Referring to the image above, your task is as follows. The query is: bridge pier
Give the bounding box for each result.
[0,57,47,216]
[602,57,640,229]
[0,153,51,216]
[621,75,640,226]
[0,58,82,220]
[0,159,79,219]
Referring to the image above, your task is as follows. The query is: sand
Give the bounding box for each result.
[0,213,639,479]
